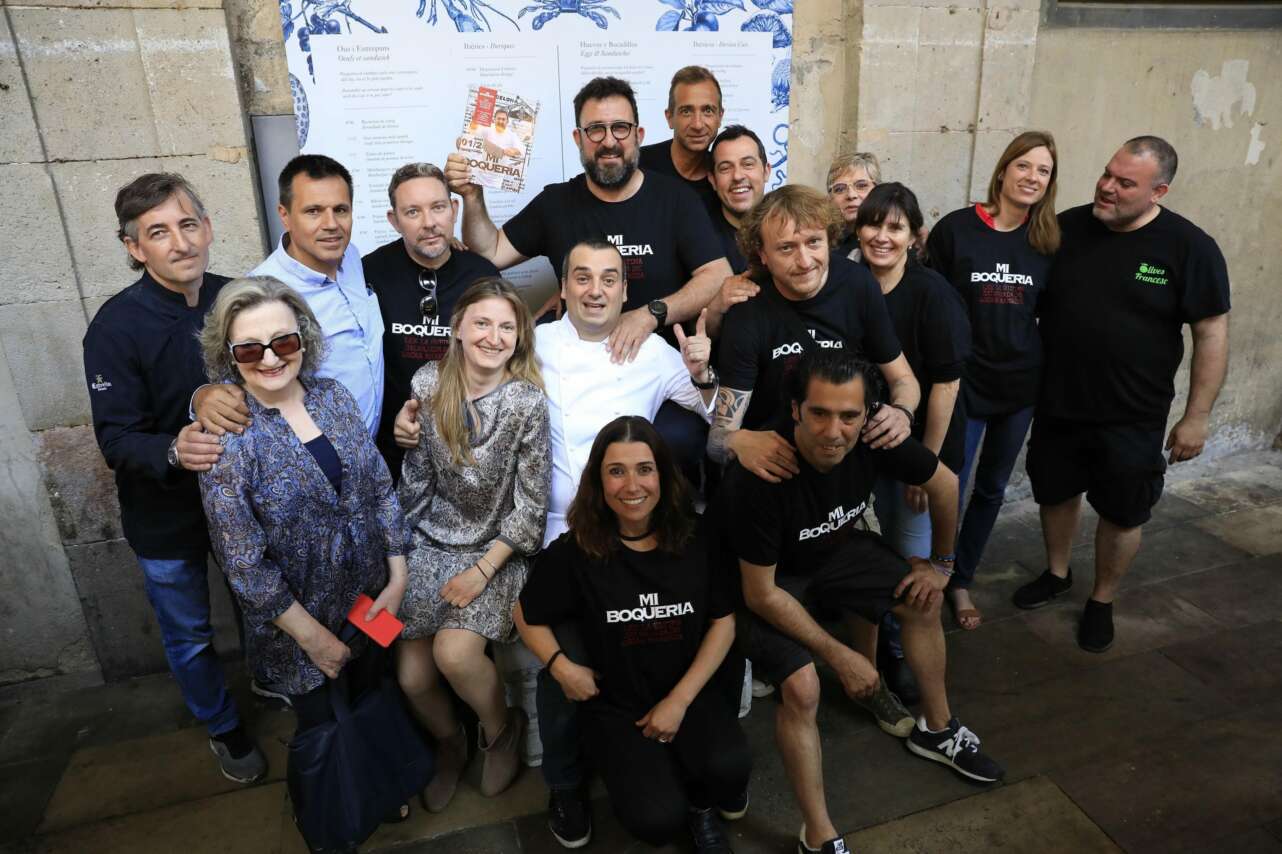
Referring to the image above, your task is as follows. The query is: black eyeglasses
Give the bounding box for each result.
[228,332,302,364]
[578,121,637,143]
[419,268,438,321]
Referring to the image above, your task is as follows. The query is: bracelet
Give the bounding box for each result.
[890,403,915,426]
[930,553,957,564]
[479,555,499,577]
[930,561,955,578]
[546,649,564,671]
[474,562,491,581]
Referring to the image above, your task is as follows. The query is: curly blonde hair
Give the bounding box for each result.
[199,276,327,384]
[738,185,842,278]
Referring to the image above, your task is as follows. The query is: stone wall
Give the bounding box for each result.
[0,0,264,685]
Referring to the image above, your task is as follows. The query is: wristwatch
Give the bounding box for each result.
[647,299,668,328]
[691,366,718,390]
[167,437,182,469]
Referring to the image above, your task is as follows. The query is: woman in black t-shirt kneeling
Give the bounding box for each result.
[516,416,750,853]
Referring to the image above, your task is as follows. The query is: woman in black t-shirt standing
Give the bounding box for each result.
[925,131,1059,629]
[515,416,749,853]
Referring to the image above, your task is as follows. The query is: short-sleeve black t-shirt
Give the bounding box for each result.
[503,171,723,311]
[520,520,733,715]
[926,205,1051,417]
[717,255,903,430]
[722,427,938,577]
[1039,205,1231,424]
[879,260,970,472]
[710,207,748,275]
[361,240,498,475]
[639,140,720,213]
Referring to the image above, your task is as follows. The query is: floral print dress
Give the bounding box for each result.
[398,363,551,641]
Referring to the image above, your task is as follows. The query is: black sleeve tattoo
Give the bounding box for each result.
[707,386,752,465]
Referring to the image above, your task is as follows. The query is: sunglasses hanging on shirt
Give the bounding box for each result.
[419,268,439,324]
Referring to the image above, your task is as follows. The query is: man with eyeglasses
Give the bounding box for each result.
[444,75,732,364]
[362,162,498,481]
[189,154,385,444]
[83,172,268,784]
[638,65,724,213]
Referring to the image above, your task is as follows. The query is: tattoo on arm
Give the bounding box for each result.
[708,386,751,465]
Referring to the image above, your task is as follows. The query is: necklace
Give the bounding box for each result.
[617,527,655,542]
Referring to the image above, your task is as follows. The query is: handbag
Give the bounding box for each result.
[286,628,435,852]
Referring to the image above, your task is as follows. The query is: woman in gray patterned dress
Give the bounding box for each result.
[396,278,551,810]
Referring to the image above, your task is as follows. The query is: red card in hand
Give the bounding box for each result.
[347,594,404,648]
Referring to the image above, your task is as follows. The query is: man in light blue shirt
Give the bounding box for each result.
[189,155,385,441]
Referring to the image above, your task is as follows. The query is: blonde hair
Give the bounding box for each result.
[199,276,327,384]
[826,152,882,189]
[431,277,543,467]
[986,130,1061,255]
[738,185,842,278]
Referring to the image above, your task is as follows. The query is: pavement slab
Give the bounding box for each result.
[1193,504,1282,556]
[845,775,1121,853]
[1160,620,1282,704]
[1053,699,1282,854]
[1165,554,1282,626]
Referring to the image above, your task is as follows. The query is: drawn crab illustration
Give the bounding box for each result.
[520,0,622,30]
[419,0,520,31]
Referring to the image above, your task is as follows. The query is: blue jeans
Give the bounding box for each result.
[138,556,240,736]
[871,476,934,661]
[953,406,1035,589]
[536,621,591,790]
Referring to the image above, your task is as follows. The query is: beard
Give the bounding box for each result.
[581,144,638,189]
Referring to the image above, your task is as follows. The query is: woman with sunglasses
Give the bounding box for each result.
[197,276,410,846]
[395,277,551,810]
[925,131,1059,630]
[515,416,749,853]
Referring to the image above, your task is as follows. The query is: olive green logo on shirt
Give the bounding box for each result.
[1135,262,1169,285]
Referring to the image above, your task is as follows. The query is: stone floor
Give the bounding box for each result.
[4,449,1282,854]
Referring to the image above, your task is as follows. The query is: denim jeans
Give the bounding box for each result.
[653,399,709,492]
[535,621,591,791]
[871,476,933,661]
[953,406,1036,589]
[137,555,240,736]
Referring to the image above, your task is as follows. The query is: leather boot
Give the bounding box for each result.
[478,707,527,797]
[421,723,468,813]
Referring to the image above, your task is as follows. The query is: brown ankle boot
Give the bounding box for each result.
[421,724,468,813]
[478,707,527,797]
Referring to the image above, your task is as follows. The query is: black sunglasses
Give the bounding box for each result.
[579,121,636,143]
[228,332,303,365]
[419,268,438,321]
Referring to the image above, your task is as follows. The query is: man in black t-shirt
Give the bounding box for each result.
[637,65,723,213]
[706,124,768,275]
[444,76,733,364]
[709,185,920,481]
[1017,136,1231,653]
[362,162,498,481]
[722,351,1003,854]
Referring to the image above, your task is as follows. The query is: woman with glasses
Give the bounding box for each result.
[395,277,551,810]
[924,131,1059,630]
[827,152,882,259]
[515,416,749,853]
[197,276,411,846]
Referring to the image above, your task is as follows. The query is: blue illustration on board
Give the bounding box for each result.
[281,0,387,80]
[654,0,746,32]
[520,0,621,30]
[290,73,311,148]
[770,122,788,189]
[421,0,521,31]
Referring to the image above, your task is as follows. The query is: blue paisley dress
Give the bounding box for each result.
[199,378,407,695]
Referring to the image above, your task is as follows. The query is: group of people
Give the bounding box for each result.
[83,63,1230,854]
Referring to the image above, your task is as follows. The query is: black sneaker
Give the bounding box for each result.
[1078,599,1114,653]
[718,789,749,821]
[907,717,1004,783]
[798,825,850,854]
[688,806,733,853]
[1012,568,1073,609]
[548,788,591,849]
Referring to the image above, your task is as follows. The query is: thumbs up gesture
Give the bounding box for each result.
[674,308,712,385]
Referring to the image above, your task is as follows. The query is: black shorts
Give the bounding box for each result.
[738,531,909,687]
[1026,415,1167,528]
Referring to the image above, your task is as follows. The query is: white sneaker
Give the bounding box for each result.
[751,678,775,698]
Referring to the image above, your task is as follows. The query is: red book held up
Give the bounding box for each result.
[347,594,404,648]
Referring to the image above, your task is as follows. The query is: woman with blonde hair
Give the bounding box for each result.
[395,277,551,811]
[827,151,882,258]
[925,130,1060,630]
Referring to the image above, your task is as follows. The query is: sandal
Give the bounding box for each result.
[948,590,983,631]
